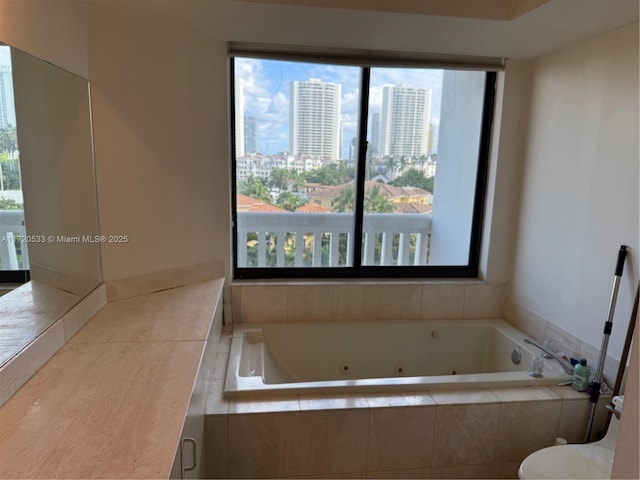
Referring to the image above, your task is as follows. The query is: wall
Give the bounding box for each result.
[0,0,88,79]
[429,70,486,266]
[83,0,527,287]
[85,5,231,283]
[508,22,639,365]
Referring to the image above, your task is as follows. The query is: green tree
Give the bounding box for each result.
[304,162,354,186]
[365,185,394,213]
[0,152,21,190]
[389,168,434,193]
[383,157,398,176]
[269,168,300,192]
[238,175,272,203]
[276,191,304,212]
[0,197,21,210]
[0,126,17,154]
[331,184,393,213]
[331,185,354,213]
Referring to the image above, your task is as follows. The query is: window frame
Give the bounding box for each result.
[229,46,499,280]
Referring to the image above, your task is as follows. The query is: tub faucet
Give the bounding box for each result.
[523,338,575,375]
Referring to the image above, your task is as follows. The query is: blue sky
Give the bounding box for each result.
[0,46,11,68]
[235,57,443,157]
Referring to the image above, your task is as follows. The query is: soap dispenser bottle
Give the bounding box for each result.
[572,358,590,392]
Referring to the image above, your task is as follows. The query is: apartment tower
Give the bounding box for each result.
[380,85,431,157]
[290,78,341,159]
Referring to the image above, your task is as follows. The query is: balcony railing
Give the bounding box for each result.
[237,212,431,268]
[0,210,29,270]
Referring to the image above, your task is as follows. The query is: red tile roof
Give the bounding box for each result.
[295,203,331,213]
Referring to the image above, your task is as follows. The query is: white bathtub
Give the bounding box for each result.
[224,319,571,396]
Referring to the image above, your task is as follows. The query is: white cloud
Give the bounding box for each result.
[235,58,446,155]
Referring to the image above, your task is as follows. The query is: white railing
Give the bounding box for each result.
[0,210,29,270]
[237,212,431,268]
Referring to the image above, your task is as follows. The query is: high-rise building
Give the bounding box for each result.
[0,66,16,129]
[370,112,381,157]
[235,77,245,157]
[245,115,257,154]
[380,85,431,157]
[290,78,341,159]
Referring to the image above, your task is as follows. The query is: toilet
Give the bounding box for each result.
[518,396,624,479]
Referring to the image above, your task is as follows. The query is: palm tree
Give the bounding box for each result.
[365,185,393,213]
[331,185,354,212]
[239,175,272,203]
[331,184,393,213]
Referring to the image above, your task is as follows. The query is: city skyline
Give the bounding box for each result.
[234,57,443,157]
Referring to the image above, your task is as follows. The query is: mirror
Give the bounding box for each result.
[0,45,102,366]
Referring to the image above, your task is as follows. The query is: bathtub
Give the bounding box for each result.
[223,319,571,396]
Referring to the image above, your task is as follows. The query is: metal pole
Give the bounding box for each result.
[585,245,627,442]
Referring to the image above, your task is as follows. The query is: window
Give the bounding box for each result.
[230,45,498,279]
[0,45,28,283]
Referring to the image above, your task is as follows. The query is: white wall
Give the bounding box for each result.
[85,5,232,282]
[0,0,88,79]
[430,70,486,266]
[82,0,525,283]
[509,22,639,362]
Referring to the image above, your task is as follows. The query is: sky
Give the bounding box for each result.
[235,57,443,157]
[0,46,11,68]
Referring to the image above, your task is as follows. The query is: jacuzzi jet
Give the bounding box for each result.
[340,363,351,374]
[394,365,406,376]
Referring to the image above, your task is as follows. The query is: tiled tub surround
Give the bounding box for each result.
[230,281,621,388]
[230,281,506,323]
[505,296,622,387]
[0,278,224,478]
[225,320,571,396]
[205,340,606,479]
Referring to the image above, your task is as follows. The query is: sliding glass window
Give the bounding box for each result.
[230,47,497,279]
